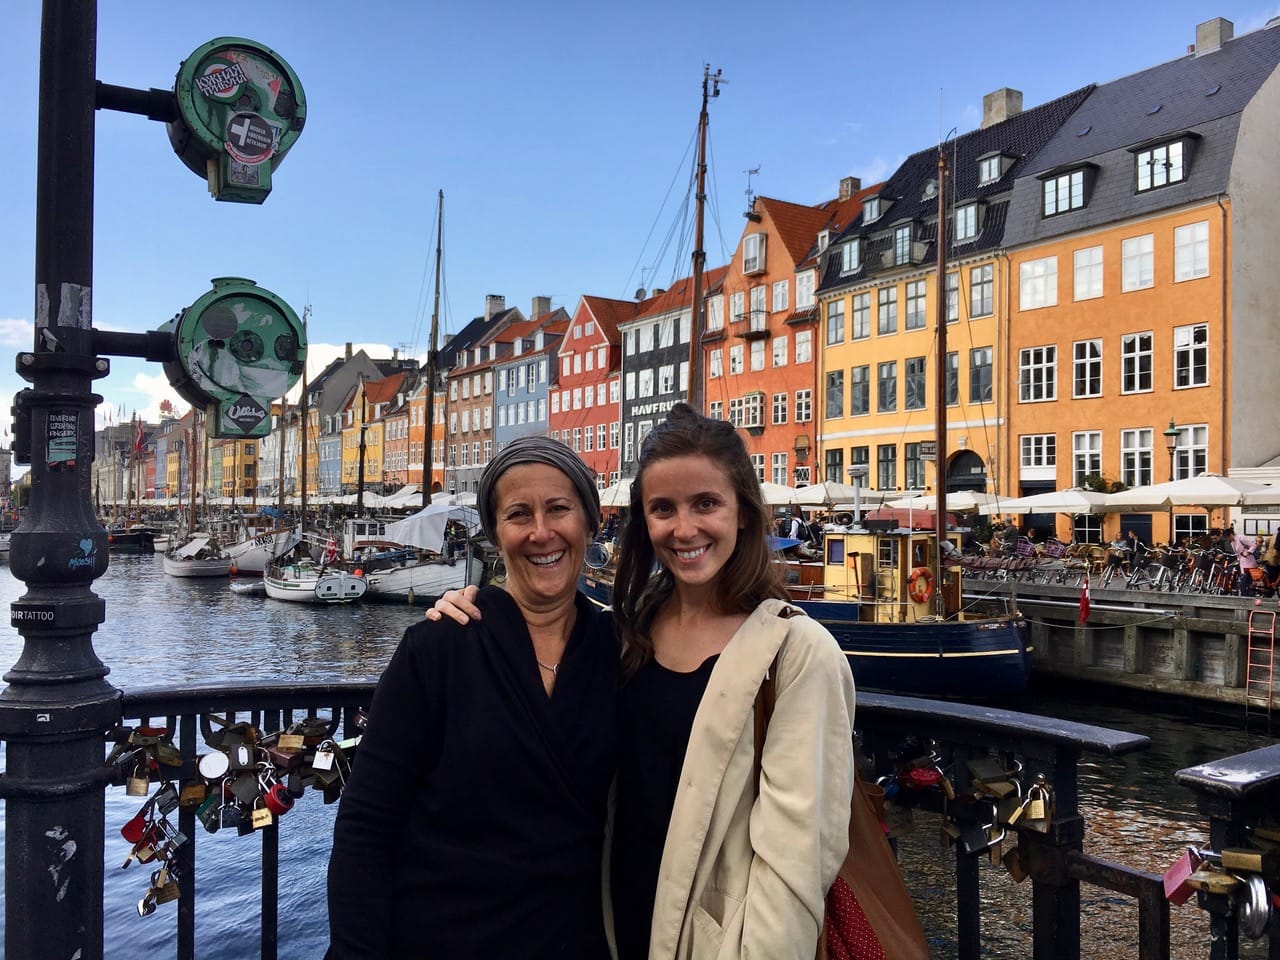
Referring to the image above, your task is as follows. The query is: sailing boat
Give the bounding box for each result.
[221,398,300,575]
[163,412,234,577]
[361,191,486,604]
[785,148,1031,699]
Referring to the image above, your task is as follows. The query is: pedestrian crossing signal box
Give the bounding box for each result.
[160,277,307,439]
[167,38,306,203]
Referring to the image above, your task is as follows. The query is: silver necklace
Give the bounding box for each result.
[536,658,560,676]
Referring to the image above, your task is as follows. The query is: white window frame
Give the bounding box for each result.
[1122,234,1154,291]
[772,279,789,313]
[729,345,744,375]
[1019,257,1058,311]
[1072,431,1102,486]
[1174,220,1209,282]
[743,232,766,274]
[904,280,927,330]
[1073,245,1103,301]
[795,330,812,364]
[796,270,815,309]
[1019,345,1057,402]
[1120,427,1153,489]
[1020,434,1056,468]
[709,348,723,379]
[771,335,788,367]
[795,389,812,423]
[1072,339,1102,399]
[1174,322,1209,389]
[772,392,788,425]
[1121,332,1154,394]
[954,203,978,241]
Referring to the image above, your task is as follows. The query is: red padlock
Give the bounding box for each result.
[1162,847,1202,905]
[121,810,148,844]
[263,781,295,816]
[902,766,943,790]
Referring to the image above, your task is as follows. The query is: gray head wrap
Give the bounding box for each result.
[477,436,601,545]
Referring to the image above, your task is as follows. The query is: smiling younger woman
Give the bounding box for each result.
[609,402,856,960]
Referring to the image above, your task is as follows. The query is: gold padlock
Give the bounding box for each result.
[1002,844,1030,882]
[126,761,151,798]
[251,800,273,830]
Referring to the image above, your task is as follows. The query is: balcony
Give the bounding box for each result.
[734,310,770,341]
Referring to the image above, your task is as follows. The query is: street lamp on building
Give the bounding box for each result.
[1163,419,1179,543]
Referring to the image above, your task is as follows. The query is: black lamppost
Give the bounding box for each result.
[1164,419,1179,542]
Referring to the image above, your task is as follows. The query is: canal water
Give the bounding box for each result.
[0,555,1271,958]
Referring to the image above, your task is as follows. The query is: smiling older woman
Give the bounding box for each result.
[326,437,618,959]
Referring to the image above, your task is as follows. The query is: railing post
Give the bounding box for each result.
[0,4,121,960]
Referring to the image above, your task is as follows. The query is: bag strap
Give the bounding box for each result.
[752,604,802,793]
[752,652,780,795]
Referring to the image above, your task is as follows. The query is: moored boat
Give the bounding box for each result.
[263,559,366,604]
[162,536,233,578]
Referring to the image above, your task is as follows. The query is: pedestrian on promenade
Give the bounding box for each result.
[428,403,857,959]
[1229,526,1259,596]
[326,437,618,959]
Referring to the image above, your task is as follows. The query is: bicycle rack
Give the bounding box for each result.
[1244,609,1277,734]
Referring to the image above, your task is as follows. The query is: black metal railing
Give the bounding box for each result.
[1174,742,1280,958]
[92,682,1175,960]
[117,682,375,960]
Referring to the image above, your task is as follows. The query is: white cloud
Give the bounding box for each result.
[0,317,34,347]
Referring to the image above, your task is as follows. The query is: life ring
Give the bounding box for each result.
[908,567,934,604]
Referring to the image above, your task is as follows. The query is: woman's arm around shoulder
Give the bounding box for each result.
[743,612,857,957]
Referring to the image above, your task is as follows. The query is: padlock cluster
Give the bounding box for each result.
[1163,826,1280,940]
[106,715,363,918]
[875,740,1054,884]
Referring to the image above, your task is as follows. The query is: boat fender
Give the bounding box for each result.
[908,567,934,604]
[353,568,363,578]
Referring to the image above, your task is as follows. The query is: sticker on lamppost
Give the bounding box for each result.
[168,38,306,203]
[160,277,307,439]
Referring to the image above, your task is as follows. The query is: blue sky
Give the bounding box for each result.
[3,0,1278,445]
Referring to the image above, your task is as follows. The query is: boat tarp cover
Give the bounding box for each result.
[175,537,210,558]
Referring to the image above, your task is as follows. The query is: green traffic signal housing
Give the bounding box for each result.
[161,277,307,438]
[167,37,306,203]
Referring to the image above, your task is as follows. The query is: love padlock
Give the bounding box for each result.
[120,806,150,844]
[264,781,295,816]
[1162,846,1202,905]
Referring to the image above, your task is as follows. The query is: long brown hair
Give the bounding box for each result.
[614,403,786,674]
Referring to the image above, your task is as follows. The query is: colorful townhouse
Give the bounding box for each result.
[1000,16,1280,545]
[492,305,569,455]
[550,295,639,488]
[706,181,876,486]
[441,295,525,494]
[617,270,727,476]
[815,85,1092,500]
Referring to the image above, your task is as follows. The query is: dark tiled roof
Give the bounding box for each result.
[1003,23,1280,246]
[818,86,1092,294]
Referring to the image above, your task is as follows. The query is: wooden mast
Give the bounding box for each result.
[932,147,949,616]
[276,394,287,517]
[686,66,722,414]
[421,190,443,508]
[300,304,309,528]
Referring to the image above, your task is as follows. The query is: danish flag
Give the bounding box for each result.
[1079,573,1091,624]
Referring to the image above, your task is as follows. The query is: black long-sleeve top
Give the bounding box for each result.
[327,587,618,959]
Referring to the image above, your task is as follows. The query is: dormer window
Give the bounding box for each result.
[954,203,979,242]
[840,239,861,274]
[1040,166,1095,217]
[863,196,882,223]
[977,153,1008,185]
[743,233,767,274]
[1133,136,1194,192]
[893,224,912,265]
[817,229,830,252]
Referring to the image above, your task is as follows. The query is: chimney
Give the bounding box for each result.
[981,88,1024,129]
[531,295,552,319]
[1194,17,1233,54]
[344,342,352,360]
[838,176,862,201]
[485,294,505,322]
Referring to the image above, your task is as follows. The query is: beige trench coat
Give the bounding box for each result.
[636,599,858,960]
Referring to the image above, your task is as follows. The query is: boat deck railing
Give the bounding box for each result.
[12,681,1266,959]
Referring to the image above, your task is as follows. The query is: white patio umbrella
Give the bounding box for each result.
[794,480,866,507]
[598,479,633,509]
[758,482,801,506]
[887,491,1002,513]
[1107,474,1272,510]
[985,488,1114,516]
